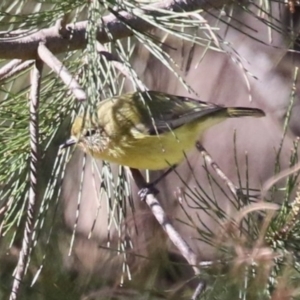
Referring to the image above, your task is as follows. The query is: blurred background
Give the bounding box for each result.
[0,1,300,299]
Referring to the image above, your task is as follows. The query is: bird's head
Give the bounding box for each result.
[59,116,107,154]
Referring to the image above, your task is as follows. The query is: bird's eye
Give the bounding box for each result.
[85,129,97,137]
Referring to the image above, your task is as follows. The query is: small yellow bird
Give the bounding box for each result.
[60,91,265,170]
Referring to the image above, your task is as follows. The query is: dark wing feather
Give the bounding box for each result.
[127,91,225,135]
[148,106,224,134]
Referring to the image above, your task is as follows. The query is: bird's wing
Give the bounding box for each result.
[135,92,225,135]
[148,106,224,134]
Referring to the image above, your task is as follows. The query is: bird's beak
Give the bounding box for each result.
[58,136,77,155]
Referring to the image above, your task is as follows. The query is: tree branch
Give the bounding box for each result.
[196,142,238,198]
[0,60,34,83]
[37,43,86,101]
[129,168,206,298]
[10,59,43,300]
[0,59,23,78]
[0,0,225,60]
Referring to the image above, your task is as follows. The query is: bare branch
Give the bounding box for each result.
[96,42,127,74]
[129,168,205,298]
[0,60,34,83]
[37,43,86,101]
[0,0,226,60]
[10,59,43,300]
[196,142,238,198]
[0,59,23,78]
[96,42,146,90]
[96,43,121,62]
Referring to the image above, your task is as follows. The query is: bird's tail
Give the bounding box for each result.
[226,107,265,118]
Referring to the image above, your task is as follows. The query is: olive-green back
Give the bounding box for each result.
[96,91,223,137]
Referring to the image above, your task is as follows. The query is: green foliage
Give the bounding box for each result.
[0,0,300,299]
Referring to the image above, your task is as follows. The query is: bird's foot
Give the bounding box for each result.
[138,184,159,201]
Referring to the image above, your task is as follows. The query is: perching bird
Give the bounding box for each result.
[60,91,265,170]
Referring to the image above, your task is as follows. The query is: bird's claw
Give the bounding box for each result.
[138,185,159,201]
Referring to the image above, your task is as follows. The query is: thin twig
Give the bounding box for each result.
[0,59,23,78]
[196,141,238,198]
[37,43,86,101]
[129,168,206,299]
[10,59,43,300]
[261,160,300,201]
[0,60,34,83]
[96,42,130,77]
[96,42,145,90]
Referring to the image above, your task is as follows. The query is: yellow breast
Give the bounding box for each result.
[87,121,202,170]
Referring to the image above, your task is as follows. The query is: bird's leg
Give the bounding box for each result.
[138,165,177,200]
